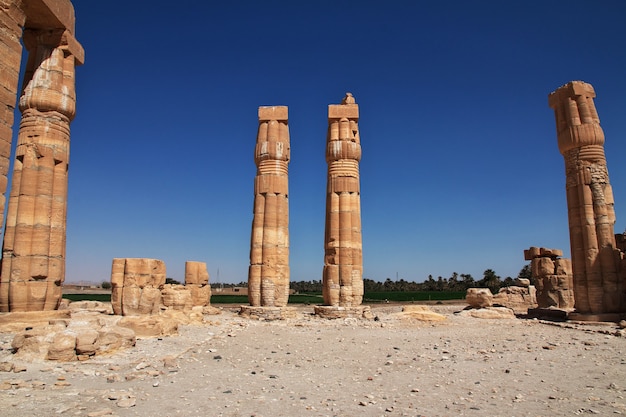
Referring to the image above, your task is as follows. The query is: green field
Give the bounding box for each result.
[363,291,465,302]
[63,291,463,304]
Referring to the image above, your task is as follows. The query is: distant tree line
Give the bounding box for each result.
[206,264,533,295]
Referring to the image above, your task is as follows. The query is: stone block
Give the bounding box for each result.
[465,288,493,308]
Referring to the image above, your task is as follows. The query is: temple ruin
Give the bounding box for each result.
[247,106,291,308]
[0,0,83,312]
[548,81,626,318]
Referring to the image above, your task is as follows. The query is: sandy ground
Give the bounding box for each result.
[0,304,625,417]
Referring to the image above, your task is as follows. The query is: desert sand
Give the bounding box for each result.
[1,304,625,417]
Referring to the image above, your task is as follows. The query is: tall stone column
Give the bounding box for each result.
[321,93,364,307]
[247,106,290,307]
[0,27,83,312]
[548,81,624,316]
[0,0,26,230]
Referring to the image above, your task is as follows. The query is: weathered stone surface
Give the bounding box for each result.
[524,247,575,310]
[549,81,625,315]
[110,258,166,316]
[117,315,179,337]
[458,307,516,319]
[185,261,211,307]
[322,93,364,307]
[239,306,297,320]
[0,309,70,332]
[161,284,193,311]
[466,288,493,308]
[493,286,537,314]
[314,305,373,319]
[47,332,77,361]
[0,1,83,312]
[185,261,209,286]
[398,305,446,321]
[248,106,290,307]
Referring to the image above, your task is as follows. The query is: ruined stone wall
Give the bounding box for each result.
[524,247,574,309]
[322,93,363,307]
[0,0,83,312]
[548,81,624,315]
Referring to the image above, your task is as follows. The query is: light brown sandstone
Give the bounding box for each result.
[110,258,166,316]
[465,288,493,308]
[184,261,211,307]
[524,246,575,309]
[493,286,537,314]
[322,93,363,307]
[0,0,83,312]
[548,81,625,315]
[248,106,290,307]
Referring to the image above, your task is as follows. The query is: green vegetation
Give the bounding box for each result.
[101,281,111,290]
[363,291,465,302]
[63,293,111,302]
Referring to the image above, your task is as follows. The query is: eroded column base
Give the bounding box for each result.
[568,312,626,323]
[314,305,373,319]
[238,306,297,320]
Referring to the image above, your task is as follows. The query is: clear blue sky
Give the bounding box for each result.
[31,0,625,284]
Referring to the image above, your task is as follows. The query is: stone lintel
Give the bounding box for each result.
[314,305,372,319]
[61,30,84,64]
[258,106,288,122]
[328,104,358,119]
[22,0,76,34]
[239,306,297,320]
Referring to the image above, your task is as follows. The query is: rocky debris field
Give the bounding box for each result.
[0,304,625,417]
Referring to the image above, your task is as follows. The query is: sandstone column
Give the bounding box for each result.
[248,106,290,307]
[111,258,166,316]
[0,0,84,312]
[548,81,624,316]
[185,260,211,307]
[0,0,27,230]
[322,93,363,307]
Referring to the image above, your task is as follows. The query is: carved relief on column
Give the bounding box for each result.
[322,93,363,307]
[248,106,290,307]
[548,81,624,315]
[0,28,84,312]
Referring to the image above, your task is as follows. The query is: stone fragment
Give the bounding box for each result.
[398,305,446,321]
[548,81,625,315]
[459,307,516,319]
[466,288,493,308]
[47,332,77,361]
[493,286,537,314]
[248,106,290,307]
[322,93,364,308]
[117,315,178,337]
[161,284,193,311]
